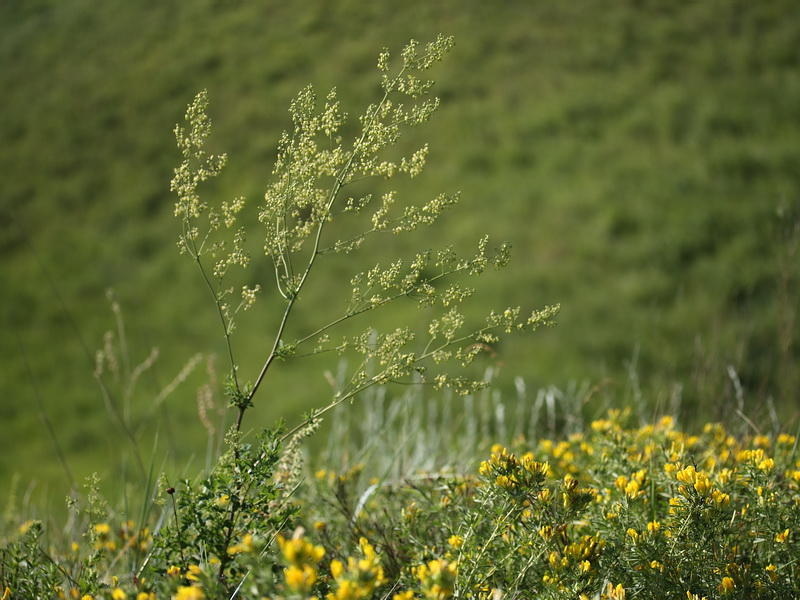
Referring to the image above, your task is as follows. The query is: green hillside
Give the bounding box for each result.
[2,1,799,508]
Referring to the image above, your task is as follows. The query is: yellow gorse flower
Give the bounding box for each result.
[91,522,117,552]
[675,465,712,497]
[285,564,318,594]
[480,448,551,495]
[603,582,626,599]
[765,563,778,582]
[753,435,770,448]
[278,530,326,566]
[185,565,202,582]
[711,489,730,509]
[759,457,775,472]
[94,523,111,536]
[624,478,641,499]
[718,576,735,594]
[227,533,257,555]
[447,534,463,549]
[273,529,326,596]
[415,558,458,600]
[174,587,205,600]
[326,537,386,600]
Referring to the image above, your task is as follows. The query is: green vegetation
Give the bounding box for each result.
[1,1,798,524]
[2,400,799,598]
[1,10,800,596]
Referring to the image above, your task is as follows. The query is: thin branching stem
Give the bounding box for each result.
[242,66,406,428]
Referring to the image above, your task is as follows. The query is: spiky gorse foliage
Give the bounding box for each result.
[298,414,799,600]
[170,34,559,433]
[2,408,799,598]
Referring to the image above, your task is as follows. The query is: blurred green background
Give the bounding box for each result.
[2,1,799,511]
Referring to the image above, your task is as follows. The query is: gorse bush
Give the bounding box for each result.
[3,411,798,598]
[299,413,800,599]
[1,35,798,600]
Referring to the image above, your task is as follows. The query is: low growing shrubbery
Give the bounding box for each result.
[2,36,798,599]
[2,412,798,598]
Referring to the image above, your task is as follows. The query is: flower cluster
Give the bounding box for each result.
[478,446,551,498]
[275,530,326,597]
[413,559,458,600]
[327,537,386,600]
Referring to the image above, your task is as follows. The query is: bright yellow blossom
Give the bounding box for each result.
[624,479,640,499]
[658,416,674,429]
[719,576,734,594]
[765,564,778,582]
[603,582,626,599]
[94,523,111,535]
[758,457,775,472]
[327,537,386,600]
[675,465,712,497]
[717,468,734,484]
[285,564,317,594]
[186,565,202,582]
[650,560,663,572]
[415,558,458,600]
[278,530,326,566]
[711,489,730,509]
[174,587,204,600]
[228,533,256,555]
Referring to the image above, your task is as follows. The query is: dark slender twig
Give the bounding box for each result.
[166,486,186,569]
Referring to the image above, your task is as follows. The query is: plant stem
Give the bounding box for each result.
[240,68,407,431]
